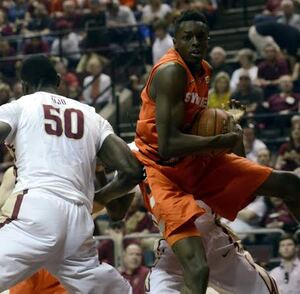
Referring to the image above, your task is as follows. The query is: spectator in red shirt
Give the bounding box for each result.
[120,243,149,294]
[256,43,290,98]
[267,75,300,113]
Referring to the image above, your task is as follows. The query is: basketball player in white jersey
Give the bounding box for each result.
[0,55,143,293]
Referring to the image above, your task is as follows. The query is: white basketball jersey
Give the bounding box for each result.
[0,91,114,211]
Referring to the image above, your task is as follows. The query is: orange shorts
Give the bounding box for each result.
[10,269,66,294]
[139,153,272,246]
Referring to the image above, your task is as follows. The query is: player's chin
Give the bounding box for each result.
[189,53,203,63]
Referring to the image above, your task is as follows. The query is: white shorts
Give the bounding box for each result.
[0,189,131,294]
[146,201,278,294]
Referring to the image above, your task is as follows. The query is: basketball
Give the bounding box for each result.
[192,108,231,156]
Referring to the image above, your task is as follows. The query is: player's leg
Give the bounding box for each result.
[0,190,67,291]
[255,170,300,221]
[141,167,209,294]
[172,235,209,294]
[48,238,132,294]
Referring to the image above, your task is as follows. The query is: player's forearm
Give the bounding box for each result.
[95,171,141,206]
[105,192,135,221]
[159,132,239,159]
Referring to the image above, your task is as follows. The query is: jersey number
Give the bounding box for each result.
[43,105,84,139]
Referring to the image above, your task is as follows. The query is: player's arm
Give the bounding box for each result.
[152,63,240,159]
[0,122,12,144]
[0,166,15,208]
[95,134,143,206]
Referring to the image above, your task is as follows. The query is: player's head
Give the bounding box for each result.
[173,9,209,66]
[20,55,60,95]
[279,234,298,260]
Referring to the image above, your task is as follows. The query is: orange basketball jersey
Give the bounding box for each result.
[135,48,212,165]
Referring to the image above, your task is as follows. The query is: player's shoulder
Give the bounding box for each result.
[155,61,186,78]
[202,59,213,71]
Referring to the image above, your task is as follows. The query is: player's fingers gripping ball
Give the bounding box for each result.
[192,108,232,157]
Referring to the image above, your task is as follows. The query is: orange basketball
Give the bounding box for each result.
[192,108,231,156]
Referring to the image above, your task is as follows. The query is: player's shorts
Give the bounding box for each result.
[145,201,279,294]
[140,153,272,246]
[0,188,132,294]
[10,269,66,294]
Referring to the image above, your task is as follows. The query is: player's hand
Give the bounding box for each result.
[227,99,246,122]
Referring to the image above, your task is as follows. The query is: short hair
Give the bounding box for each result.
[153,19,169,32]
[20,55,58,88]
[279,234,297,246]
[174,9,208,35]
[237,48,256,63]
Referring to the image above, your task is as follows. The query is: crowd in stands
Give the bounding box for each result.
[1,0,300,293]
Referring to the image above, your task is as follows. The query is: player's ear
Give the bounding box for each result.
[56,74,61,87]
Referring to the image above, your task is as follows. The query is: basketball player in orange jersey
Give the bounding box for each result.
[134,10,300,294]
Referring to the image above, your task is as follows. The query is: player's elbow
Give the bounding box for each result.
[158,140,172,160]
[122,162,144,185]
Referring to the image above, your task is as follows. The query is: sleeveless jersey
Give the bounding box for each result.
[0,91,113,212]
[135,48,212,164]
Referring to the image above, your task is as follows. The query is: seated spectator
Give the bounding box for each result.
[270,235,300,294]
[0,83,11,105]
[231,69,264,114]
[263,197,298,232]
[0,9,14,36]
[256,43,290,98]
[264,0,283,16]
[190,0,219,28]
[275,124,300,171]
[51,20,81,68]
[277,0,300,31]
[208,72,231,109]
[7,0,29,26]
[257,147,273,167]
[0,39,16,79]
[22,36,49,55]
[82,58,112,109]
[243,124,267,162]
[230,49,258,91]
[291,58,300,91]
[119,243,149,294]
[60,0,84,29]
[142,0,172,25]
[106,0,136,27]
[54,59,80,98]
[291,114,300,128]
[152,20,173,64]
[23,2,52,35]
[10,81,23,101]
[267,75,300,113]
[76,52,109,74]
[249,21,300,57]
[209,46,233,81]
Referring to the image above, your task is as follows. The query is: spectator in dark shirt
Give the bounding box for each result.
[0,9,14,36]
[120,243,149,294]
[276,124,300,171]
[256,43,290,98]
[0,39,16,79]
[22,36,49,54]
[267,75,300,113]
[209,46,233,82]
[231,69,264,114]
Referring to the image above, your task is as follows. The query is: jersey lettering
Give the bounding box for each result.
[43,105,84,139]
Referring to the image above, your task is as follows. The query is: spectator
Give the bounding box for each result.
[257,147,273,167]
[106,0,136,27]
[275,124,300,171]
[243,124,267,162]
[267,75,300,113]
[23,2,52,35]
[263,198,298,232]
[208,72,231,109]
[55,0,83,29]
[22,36,49,55]
[277,0,300,31]
[10,81,23,101]
[152,20,173,64]
[0,9,14,36]
[120,243,149,294]
[0,83,11,106]
[51,20,81,67]
[249,21,300,57]
[231,69,264,114]
[209,46,233,81]
[230,49,258,91]
[256,43,290,98]
[270,235,300,294]
[83,58,112,109]
[54,59,80,98]
[190,0,219,28]
[291,114,300,128]
[142,0,172,25]
[0,39,16,79]
[7,0,29,25]
[265,0,283,16]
